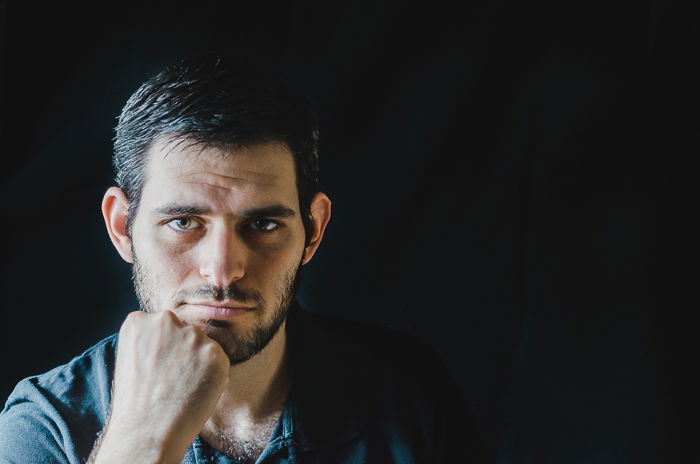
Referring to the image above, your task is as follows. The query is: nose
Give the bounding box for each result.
[197,223,246,287]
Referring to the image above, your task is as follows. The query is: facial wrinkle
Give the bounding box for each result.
[180,178,277,190]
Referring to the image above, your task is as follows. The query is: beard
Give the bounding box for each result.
[131,248,302,365]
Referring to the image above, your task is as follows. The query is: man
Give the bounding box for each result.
[0,56,489,463]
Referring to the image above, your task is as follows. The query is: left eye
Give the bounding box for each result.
[250,219,280,232]
[168,217,199,231]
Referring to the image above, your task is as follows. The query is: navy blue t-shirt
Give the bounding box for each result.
[0,303,490,463]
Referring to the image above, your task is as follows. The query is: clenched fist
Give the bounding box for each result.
[90,310,230,464]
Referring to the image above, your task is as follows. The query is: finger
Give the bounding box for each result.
[162,310,187,326]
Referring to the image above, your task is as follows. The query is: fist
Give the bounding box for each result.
[106,310,230,458]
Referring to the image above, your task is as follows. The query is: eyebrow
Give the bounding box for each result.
[154,202,296,219]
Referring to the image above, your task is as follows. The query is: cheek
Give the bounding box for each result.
[159,253,194,286]
[245,239,305,278]
[137,237,192,285]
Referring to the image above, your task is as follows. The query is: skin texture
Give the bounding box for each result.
[94,139,331,463]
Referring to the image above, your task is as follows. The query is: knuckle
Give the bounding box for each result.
[160,310,183,325]
[200,340,220,357]
[124,310,144,322]
[120,311,144,331]
[182,325,204,347]
[184,323,200,337]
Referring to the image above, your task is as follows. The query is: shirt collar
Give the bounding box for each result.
[284,300,361,452]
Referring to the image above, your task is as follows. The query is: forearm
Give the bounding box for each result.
[87,311,228,463]
[87,417,190,464]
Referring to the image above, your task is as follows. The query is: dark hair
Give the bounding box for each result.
[113,55,319,243]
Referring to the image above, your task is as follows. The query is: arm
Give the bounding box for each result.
[87,310,229,464]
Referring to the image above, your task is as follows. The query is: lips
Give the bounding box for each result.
[186,302,255,319]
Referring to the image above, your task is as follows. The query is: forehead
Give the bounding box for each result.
[141,138,298,207]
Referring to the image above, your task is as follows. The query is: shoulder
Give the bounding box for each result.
[292,307,492,461]
[294,307,493,462]
[8,334,118,417]
[0,334,118,462]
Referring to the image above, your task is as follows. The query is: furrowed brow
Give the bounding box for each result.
[154,203,211,216]
[153,203,296,219]
[239,205,296,219]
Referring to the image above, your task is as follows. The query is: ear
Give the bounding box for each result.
[102,186,134,263]
[302,192,332,265]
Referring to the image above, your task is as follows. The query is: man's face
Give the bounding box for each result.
[129,138,307,364]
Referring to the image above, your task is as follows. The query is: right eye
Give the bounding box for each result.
[166,217,201,231]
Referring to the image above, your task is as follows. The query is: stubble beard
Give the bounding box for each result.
[131,248,301,365]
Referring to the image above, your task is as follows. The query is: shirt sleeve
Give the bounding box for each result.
[0,380,72,464]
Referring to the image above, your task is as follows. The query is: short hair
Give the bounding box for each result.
[113,55,320,242]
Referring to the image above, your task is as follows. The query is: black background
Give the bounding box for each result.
[0,1,694,463]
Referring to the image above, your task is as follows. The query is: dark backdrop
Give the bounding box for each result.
[0,1,694,463]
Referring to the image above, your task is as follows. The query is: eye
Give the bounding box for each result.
[249,219,280,233]
[167,217,201,231]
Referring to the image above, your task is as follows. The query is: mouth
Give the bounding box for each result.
[184,301,256,319]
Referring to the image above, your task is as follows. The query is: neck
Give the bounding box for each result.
[205,319,292,433]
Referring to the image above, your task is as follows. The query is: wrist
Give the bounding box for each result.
[90,416,190,464]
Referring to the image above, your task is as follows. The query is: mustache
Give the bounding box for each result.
[174,283,264,306]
